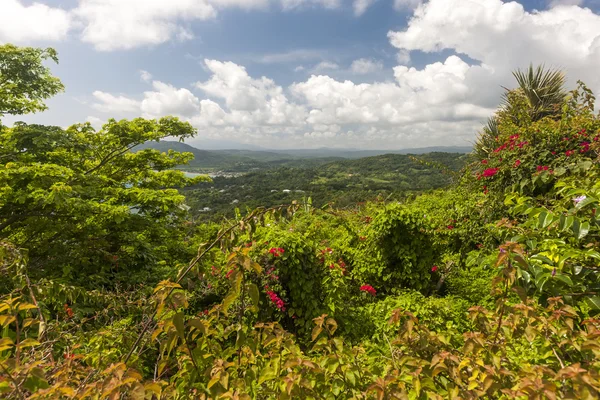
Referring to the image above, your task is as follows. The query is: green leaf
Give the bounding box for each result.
[577,221,590,240]
[173,312,185,340]
[553,274,573,287]
[537,211,553,229]
[575,196,597,210]
[584,296,600,311]
[248,283,260,312]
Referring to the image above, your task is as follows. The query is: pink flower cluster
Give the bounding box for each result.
[359,285,376,296]
[266,290,285,311]
[482,168,500,178]
[268,247,285,257]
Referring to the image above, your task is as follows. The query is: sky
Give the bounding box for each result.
[2,0,600,150]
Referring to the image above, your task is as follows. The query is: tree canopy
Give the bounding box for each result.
[0,44,65,118]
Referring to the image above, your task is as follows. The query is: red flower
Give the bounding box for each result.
[537,165,549,172]
[566,150,575,156]
[481,159,488,164]
[482,168,500,178]
[514,160,521,167]
[517,141,528,149]
[266,290,285,311]
[268,247,285,257]
[431,266,438,272]
[226,269,235,279]
[580,142,590,153]
[447,225,454,230]
[359,285,376,296]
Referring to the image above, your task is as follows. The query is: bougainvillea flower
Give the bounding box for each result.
[431,266,438,272]
[359,285,376,296]
[268,247,285,257]
[266,290,285,311]
[514,160,521,167]
[482,168,500,178]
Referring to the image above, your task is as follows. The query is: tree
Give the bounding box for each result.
[475,65,568,158]
[502,64,567,123]
[0,44,65,118]
[0,117,210,287]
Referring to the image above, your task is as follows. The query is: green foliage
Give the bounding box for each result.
[0,117,210,287]
[0,44,64,117]
[3,47,600,399]
[184,152,466,222]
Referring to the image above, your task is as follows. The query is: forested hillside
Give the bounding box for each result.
[2,44,600,399]
[185,152,466,221]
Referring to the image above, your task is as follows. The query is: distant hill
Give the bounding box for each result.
[135,141,473,171]
[184,151,469,221]
[274,146,473,159]
[133,141,266,169]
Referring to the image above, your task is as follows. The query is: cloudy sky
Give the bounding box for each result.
[2,0,600,149]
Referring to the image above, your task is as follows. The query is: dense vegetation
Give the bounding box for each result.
[1,44,600,399]
[184,152,466,221]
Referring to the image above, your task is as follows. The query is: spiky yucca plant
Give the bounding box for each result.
[503,64,567,122]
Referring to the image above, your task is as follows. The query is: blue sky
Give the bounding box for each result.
[2,0,600,149]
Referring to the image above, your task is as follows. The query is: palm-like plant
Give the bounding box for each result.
[502,64,567,122]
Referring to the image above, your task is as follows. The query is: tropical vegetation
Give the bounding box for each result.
[1,45,600,399]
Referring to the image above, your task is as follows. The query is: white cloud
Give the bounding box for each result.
[311,61,340,73]
[350,58,384,74]
[73,0,216,51]
[257,49,325,64]
[141,81,201,118]
[0,0,71,43]
[353,0,377,16]
[52,0,600,148]
[193,59,306,127]
[86,116,104,129]
[396,50,411,65]
[280,0,341,10]
[140,70,153,82]
[91,91,140,113]
[294,66,306,72]
[388,0,600,105]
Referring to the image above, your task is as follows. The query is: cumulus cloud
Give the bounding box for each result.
[85,116,104,129]
[91,91,140,113]
[0,0,344,51]
[350,58,384,74]
[73,0,215,51]
[0,0,71,43]
[193,59,306,127]
[311,61,340,73]
[353,0,378,16]
[141,81,201,118]
[139,70,153,82]
[388,0,600,105]
[34,0,600,148]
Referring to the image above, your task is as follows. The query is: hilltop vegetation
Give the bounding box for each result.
[185,152,466,221]
[1,44,600,399]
